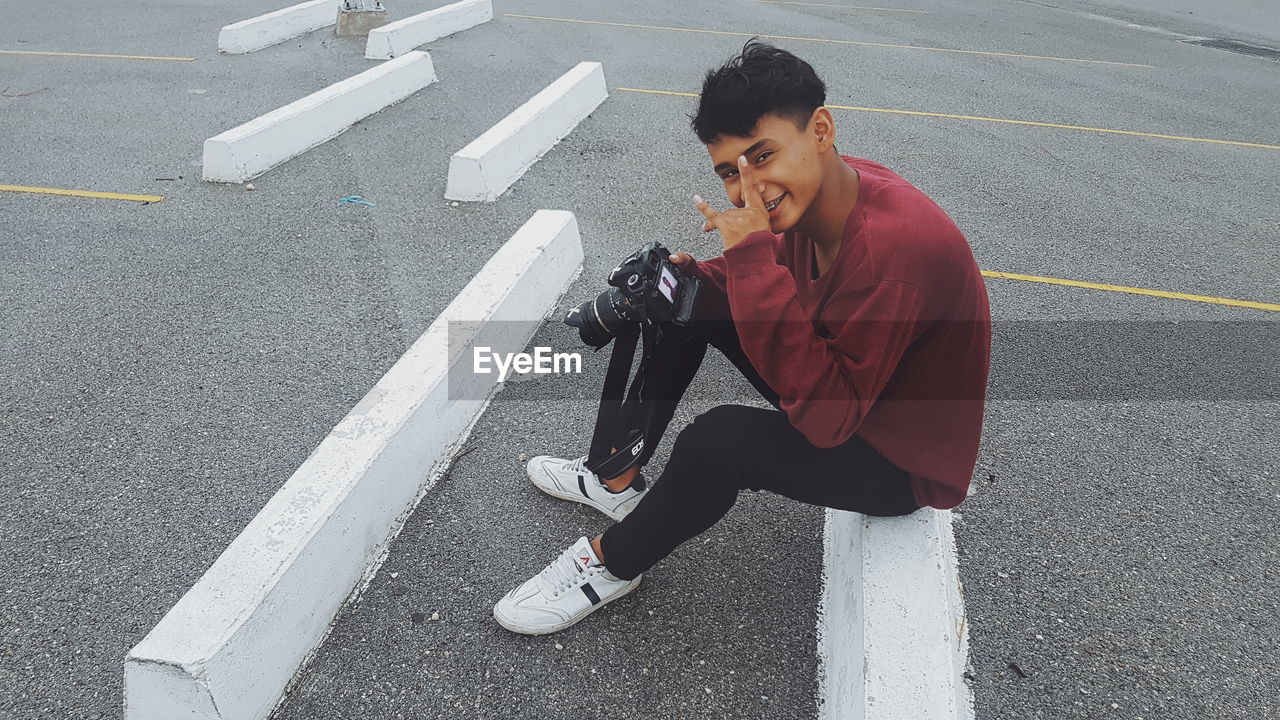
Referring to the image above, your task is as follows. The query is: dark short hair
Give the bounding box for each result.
[690,39,827,144]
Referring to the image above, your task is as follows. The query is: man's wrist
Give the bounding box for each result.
[724,230,778,275]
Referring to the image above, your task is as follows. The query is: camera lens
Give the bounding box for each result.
[564,288,639,348]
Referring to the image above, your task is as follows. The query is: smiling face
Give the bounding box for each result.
[706,108,831,233]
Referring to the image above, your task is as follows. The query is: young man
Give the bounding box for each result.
[493,41,991,635]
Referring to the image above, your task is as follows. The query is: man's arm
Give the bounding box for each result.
[679,254,729,293]
[685,155,923,447]
[681,154,782,294]
[723,231,922,448]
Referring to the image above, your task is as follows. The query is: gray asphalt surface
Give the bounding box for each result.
[2,0,1276,718]
[1027,0,1280,47]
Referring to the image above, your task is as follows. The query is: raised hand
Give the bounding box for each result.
[693,155,772,251]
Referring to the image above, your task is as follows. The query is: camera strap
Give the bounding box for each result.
[584,324,656,482]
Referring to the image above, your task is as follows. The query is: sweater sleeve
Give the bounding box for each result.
[682,237,786,294]
[722,230,921,448]
[683,254,729,293]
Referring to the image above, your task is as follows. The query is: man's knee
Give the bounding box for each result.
[667,407,751,499]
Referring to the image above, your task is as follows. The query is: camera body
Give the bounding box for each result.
[565,242,702,348]
[607,241,700,325]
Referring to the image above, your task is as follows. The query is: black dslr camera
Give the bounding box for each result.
[564,242,702,348]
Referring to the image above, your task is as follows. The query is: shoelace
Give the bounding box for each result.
[539,546,603,598]
[564,455,589,474]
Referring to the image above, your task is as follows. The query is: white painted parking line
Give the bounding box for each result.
[218,0,338,54]
[365,0,493,59]
[202,51,437,183]
[445,61,608,202]
[123,210,585,720]
[820,509,973,720]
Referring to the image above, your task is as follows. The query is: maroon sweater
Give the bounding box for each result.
[684,156,990,509]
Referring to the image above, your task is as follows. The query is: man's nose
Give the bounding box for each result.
[736,180,769,207]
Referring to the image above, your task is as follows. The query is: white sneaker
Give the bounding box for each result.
[493,536,642,635]
[525,454,648,521]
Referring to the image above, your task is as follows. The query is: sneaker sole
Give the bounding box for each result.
[492,575,643,636]
[525,459,633,522]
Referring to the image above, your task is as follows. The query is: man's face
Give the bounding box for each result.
[706,111,821,233]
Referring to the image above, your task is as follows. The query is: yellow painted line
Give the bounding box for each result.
[505,13,1152,67]
[760,1,928,13]
[983,270,1280,312]
[616,87,1280,150]
[0,185,164,203]
[0,49,195,62]
[825,104,1280,150]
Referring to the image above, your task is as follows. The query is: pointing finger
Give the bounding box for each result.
[738,155,764,209]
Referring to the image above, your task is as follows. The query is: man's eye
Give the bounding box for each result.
[756,151,773,163]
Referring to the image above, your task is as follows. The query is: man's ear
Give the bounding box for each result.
[810,107,836,153]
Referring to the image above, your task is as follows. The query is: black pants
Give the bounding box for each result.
[598,294,921,582]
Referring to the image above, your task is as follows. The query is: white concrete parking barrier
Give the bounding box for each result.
[217,0,338,55]
[123,210,585,720]
[819,508,974,720]
[445,61,608,202]
[202,51,437,183]
[365,0,493,59]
